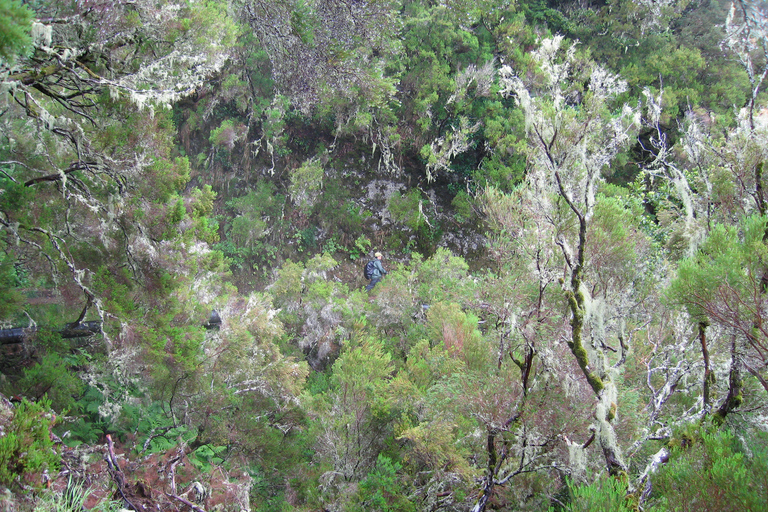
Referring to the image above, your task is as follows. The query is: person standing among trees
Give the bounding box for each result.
[365,252,387,292]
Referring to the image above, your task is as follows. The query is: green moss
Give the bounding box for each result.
[564,289,604,394]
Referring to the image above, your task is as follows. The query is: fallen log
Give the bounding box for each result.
[0,321,101,345]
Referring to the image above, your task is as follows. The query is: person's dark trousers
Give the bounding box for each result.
[366,277,381,292]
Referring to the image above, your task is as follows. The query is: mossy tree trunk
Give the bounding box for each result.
[498,35,639,480]
[555,171,627,476]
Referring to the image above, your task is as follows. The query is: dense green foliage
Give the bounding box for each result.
[649,428,768,511]
[0,398,59,490]
[0,0,33,63]
[1,0,768,511]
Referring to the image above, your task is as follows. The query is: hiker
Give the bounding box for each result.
[365,252,387,292]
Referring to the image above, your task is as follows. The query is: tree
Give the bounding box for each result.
[233,0,400,170]
[0,0,235,326]
[643,0,768,428]
[724,0,768,133]
[308,334,399,509]
[666,215,768,422]
[498,35,640,478]
[0,5,243,480]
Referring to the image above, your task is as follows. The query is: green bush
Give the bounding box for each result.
[555,476,638,512]
[350,235,371,261]
[10,351,85,413]
[216,182,286,272]
[649,429,768,512]
[388,189,424,231]
[350,454,416,512]
[0,250,24,321]
[451,190,474,223]
[0,0,34,63]
[0,397,60,490]
[289,155,325,213]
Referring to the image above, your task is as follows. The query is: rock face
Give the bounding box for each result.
[324,160,486,261]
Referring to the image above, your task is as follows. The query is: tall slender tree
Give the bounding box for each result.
[499,35,640,476]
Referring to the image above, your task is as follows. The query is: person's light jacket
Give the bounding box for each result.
[370,259,387,279]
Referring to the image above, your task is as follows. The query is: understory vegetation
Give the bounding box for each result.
[1,0,768,510]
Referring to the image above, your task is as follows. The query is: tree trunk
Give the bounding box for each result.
[698,322,713,415]
[0,321,101,345]
[714,335,743,425]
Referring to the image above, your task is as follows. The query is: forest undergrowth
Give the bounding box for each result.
[1,0,768,511]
